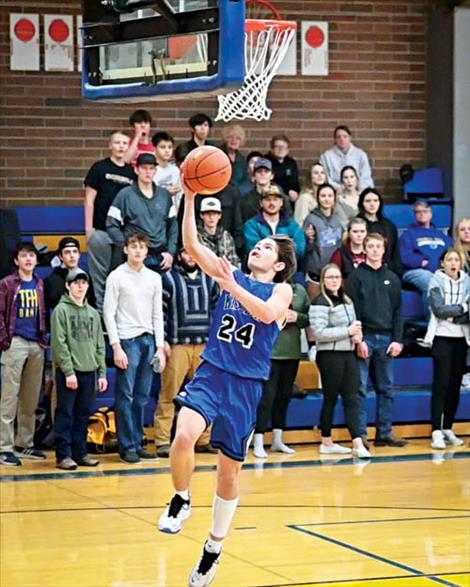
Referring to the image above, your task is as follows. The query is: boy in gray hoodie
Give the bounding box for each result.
[51,269,107,470]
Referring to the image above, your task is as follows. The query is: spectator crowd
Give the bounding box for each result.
[0,109,469,469]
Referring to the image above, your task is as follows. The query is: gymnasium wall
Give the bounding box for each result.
[0,0,431,206]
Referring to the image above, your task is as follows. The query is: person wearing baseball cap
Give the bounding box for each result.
[136,152,157,166]
[243,183,306,258]
[65,268,90,283]
[44,237,96,312]
[106,148,178,274]
[241,158,292,224]
[198,197,240,267]
[51,266,107,470]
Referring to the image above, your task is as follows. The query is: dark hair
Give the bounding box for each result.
[270,134,289,149]
[316,183,337,204]
[189,113,213,129]
[125,231,150,247]
[152,131,174,147]
[129,109,152,125]
[334,125,352,138]
[174,143,191,165]
[340,165,359,183]
[270,235,297,284]
[358,187,384,218]
[14,242,38,259]
[246,150,263,163]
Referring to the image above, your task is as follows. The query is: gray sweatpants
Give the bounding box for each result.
[0,336,44,453]
[88,229,113,314]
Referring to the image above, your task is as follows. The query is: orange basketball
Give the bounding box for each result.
[183,146,232,195]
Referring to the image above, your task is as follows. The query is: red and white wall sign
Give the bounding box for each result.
[76,15,83,72]
[44,15,74,71]
[10,14,40,71]
[301,21,328,76]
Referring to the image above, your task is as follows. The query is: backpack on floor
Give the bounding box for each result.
[87,407,119,453]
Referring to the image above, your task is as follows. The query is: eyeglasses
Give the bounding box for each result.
[415,209,431,214]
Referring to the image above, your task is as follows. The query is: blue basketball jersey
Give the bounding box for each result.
[202,270,282,380]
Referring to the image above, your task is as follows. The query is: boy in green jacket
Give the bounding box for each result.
[51,269,107,470]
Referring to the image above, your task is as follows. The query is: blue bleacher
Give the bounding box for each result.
[383,203,452,234]
[16,206,84,234]
[286,389,470,429]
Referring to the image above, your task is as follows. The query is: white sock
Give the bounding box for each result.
[206,538,223,554]
[176,489,189,501]
[253,433,268,458]
[210,494,239,539]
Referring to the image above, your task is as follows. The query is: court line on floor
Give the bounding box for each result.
[2,505,469,518]
[299,514,470,527]
[288,525,463,587]
[257,570,470,586]
[1,451,469,483]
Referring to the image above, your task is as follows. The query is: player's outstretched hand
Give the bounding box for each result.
[215,256,237,293]
[181,172,197,200]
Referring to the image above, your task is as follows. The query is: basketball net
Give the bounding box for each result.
[215,19,297,122]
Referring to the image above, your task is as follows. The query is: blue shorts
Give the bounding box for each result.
[174,362,263,462]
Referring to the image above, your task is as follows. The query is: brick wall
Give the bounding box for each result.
[0,0,431,206]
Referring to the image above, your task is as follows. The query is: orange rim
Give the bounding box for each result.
[246,19,297,32]
[246,0,283,20]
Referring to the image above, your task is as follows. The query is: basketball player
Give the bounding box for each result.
[158,180,296,587]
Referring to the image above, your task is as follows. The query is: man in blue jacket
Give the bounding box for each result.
[243,184,305,260]
[400,201,453,313]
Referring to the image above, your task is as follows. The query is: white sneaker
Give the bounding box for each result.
[431,430,446,450]
[352,445,371,459]
[188,542,222,587]
[158,494,191,534]
[442,429,464,446]
[320,443,352,455]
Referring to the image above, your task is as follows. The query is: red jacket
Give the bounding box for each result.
[0,272,48,351]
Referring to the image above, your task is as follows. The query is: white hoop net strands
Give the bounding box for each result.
[215,19,297,122]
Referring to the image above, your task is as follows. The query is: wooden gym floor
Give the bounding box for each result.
[1,439,469,587]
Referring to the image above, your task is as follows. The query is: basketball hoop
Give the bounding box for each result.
[216,18,297,122]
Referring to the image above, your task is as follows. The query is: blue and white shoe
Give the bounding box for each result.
[188,542,222,587]
[158,493,191,534]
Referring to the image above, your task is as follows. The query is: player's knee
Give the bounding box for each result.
[173,428,198,451]
[217,467,239,492]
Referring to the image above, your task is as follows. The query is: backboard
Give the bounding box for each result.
[81,0,245,102]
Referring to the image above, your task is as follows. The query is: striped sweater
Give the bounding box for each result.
[162,267,219,345]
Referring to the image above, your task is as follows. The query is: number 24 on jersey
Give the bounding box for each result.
[216,315,256,349]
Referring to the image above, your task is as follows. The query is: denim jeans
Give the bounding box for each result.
[402,268,433,316]
[358,333,395,438]
[54,369,96,461]
[115,333,155,453]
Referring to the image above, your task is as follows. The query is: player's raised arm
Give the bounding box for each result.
[182,181,227,279]
[216,257,292,324]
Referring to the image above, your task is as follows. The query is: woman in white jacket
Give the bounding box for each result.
[309,263,371,458]
[424,249,470,449]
